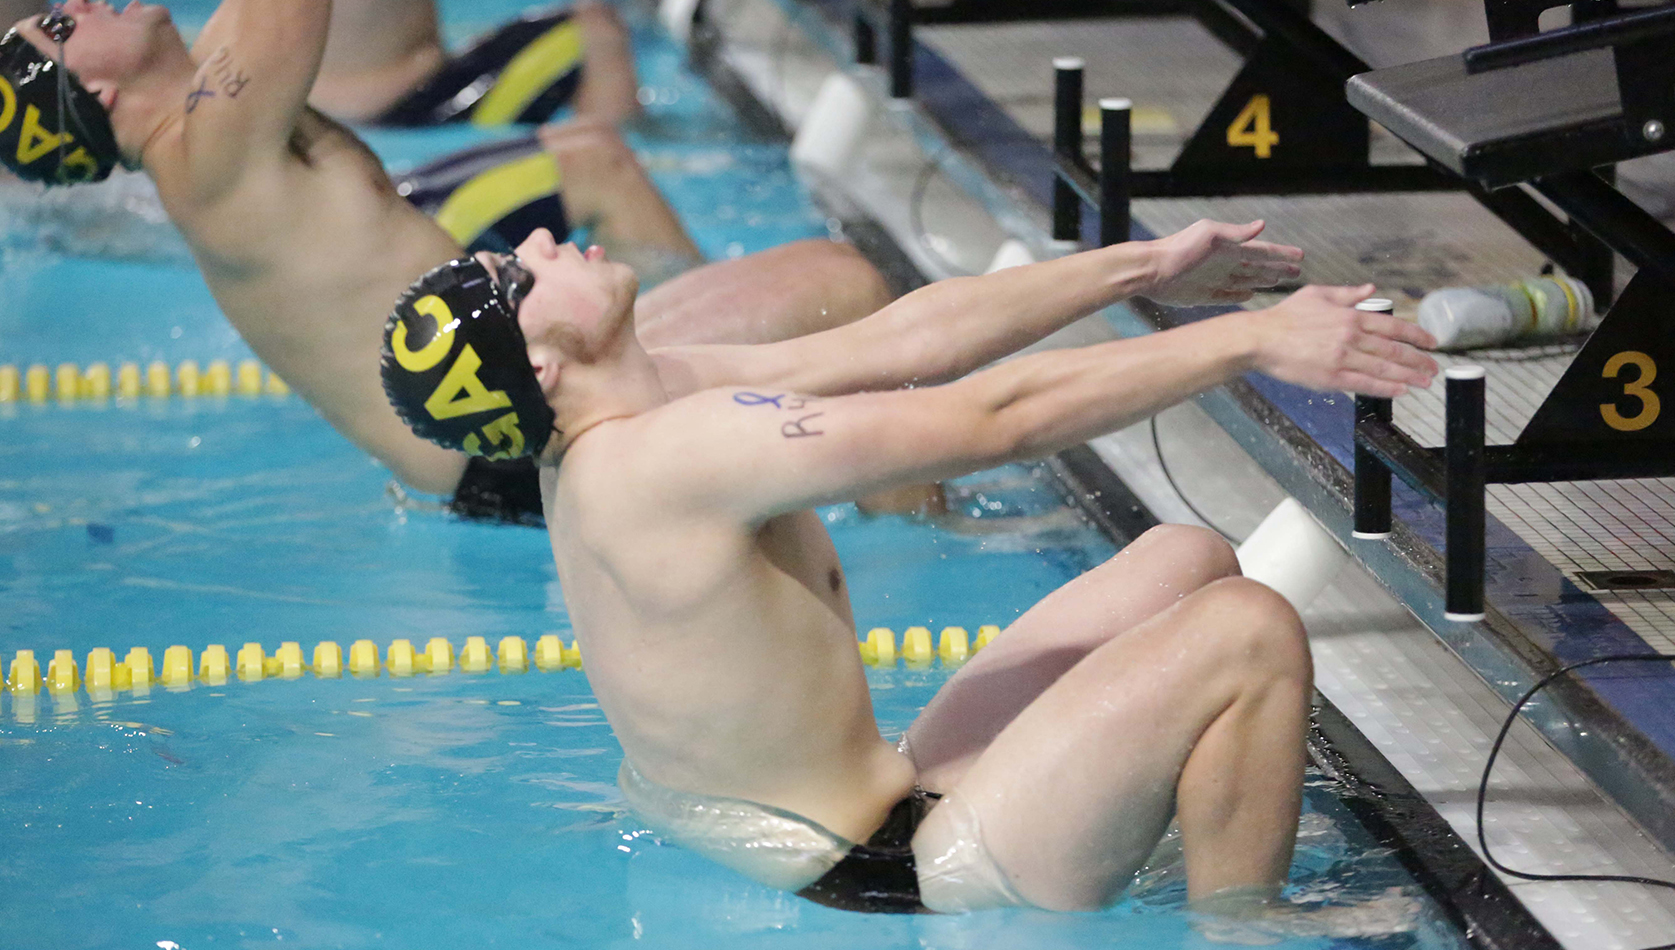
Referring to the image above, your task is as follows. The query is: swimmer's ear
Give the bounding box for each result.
[526,343,564,395]
[84,79,117,112]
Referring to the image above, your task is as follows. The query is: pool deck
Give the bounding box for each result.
[700,0,1675,945]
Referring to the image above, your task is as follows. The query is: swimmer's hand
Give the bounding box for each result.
[1144,220,1304,306]
[1237,284,1438,398]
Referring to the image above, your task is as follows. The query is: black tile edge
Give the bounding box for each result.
[686,16,928,300]
[1311,702,1564,950]
[1047,444,1161,544]
[687,20,793,141]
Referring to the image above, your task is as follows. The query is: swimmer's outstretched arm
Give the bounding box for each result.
[640,284,1435,520]
[650,220,1302,398]
[170,0,332,195]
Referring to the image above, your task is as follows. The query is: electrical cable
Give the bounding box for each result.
[1149,415,1240,543]
[1476,652,1675,950]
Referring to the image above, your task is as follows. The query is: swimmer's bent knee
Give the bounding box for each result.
[1131,523,1239,579]
[1198,578,1312,680]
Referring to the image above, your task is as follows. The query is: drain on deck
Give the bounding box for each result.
[1576,569,1675,592]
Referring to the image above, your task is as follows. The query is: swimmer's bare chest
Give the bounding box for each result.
[547,426,915,837]
[167,110,456,294]
[757,509,851,618]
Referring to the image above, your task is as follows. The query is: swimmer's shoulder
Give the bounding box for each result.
[557,393,757,522]
[160,107,386,212]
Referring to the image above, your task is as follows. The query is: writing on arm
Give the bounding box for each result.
[185,46,251,114]
[732,391,825,439]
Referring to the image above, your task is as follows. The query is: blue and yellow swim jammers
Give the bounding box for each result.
[373,9,586,127]
[395,135,571,254]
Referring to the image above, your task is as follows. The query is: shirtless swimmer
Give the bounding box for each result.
[378,225,1437,914]
[0,0,889,515]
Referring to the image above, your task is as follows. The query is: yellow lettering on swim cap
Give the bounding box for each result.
[424,344,512,421]
[0,77,16,134]
[463,410,526,459]
[392,294,457,372]
[58,146,97,183]
[15,104,71,165]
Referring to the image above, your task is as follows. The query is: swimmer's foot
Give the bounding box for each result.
[1190,887,1421,945]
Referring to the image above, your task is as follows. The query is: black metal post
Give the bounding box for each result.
[888,0,913,99]
[1463,2,1675,73]
[1354,395,1394,539]
[1099,98,1132,247]
[854,11,876,64]
[1445,366,1488,621]
[1353,298,1396,540]
[1052,58,1084,243]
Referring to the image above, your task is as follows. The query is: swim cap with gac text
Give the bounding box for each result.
[381,256,557,461]
[0,21,121,184]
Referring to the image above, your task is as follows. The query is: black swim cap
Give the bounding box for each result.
[0,25,122,185]
[382,257,557,461]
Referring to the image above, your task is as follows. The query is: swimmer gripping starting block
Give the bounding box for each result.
[1347,0,1675,619]
[2,626,1004,709]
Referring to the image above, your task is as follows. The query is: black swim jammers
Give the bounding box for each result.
[372,9,586,127]
[797,787,941,914]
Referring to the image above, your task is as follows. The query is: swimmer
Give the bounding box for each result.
[309,0,636,126]
[380,228,1437,915]
[0,0,889,522]
[0,0,635,129]
[2,1,1312,530]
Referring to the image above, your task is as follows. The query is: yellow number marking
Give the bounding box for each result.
[1226,94,1278,159]
[1601,350,1661,432]
[391,295,457,372]
[463,411,526,460]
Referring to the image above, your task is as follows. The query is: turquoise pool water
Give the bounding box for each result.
[1,2,1472,947]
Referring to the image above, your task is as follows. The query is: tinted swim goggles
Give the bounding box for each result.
[489,253,535,314]
[40,8,75,43]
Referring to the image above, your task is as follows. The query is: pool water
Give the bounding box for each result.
[2,2,1471,947]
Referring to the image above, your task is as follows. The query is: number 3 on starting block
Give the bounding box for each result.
[1601,350,1661,432]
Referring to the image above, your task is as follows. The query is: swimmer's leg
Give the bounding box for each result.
[311,0,448,121]
[905,524,1239,789]
[571,2,640,124]
[913,577,1310,910]
[635,240,894,346]
[537,118,701,264]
